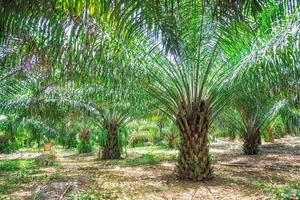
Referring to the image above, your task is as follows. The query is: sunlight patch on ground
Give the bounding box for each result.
[0,137,299,199]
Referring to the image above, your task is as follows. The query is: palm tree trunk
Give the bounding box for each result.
[101,123,121,160]
[267,125,274,143]
[243,129,260,155]
[175,102,212,181]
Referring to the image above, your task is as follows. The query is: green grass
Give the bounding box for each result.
[105,153,177,166]
[18,147,41,153]
[48,172,65,181]
[0,159,36,194]
[126,153,177,166]
[69,188,124,200]
[0,169,33,194]
[256,182,300,199]
[103,145,178,166]
[0,157,59,195]
[130,145,177,152]
[0,158,35,172]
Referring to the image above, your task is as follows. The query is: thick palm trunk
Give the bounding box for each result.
[176,101,212,181]
[102,123,121,160]
[243,129,260,155]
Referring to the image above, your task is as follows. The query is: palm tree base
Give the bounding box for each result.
[176,115,212,181]
[101,132,121,160]
[243,130,260,155]
[101,149,121,159]
[177,149,213,181]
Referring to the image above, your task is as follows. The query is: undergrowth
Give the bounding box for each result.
[256,182,300,200]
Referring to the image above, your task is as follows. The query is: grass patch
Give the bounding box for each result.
[0,158,35,172]
[106,159,122,165]
[48,172,65,181]
[126,153,177,166]
[101,145,178,166]
[0,157,58,195]
[0,168,33,194]
[256,182,300,199]
[130,145,176,152]
[18,147,41,153]
[69,187,125,200]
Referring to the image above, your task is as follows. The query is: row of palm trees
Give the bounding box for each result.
[0,0,299,181]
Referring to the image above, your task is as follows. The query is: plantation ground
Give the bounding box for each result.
[0,136,299,200]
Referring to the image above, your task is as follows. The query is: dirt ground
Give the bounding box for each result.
[1,136,300,200]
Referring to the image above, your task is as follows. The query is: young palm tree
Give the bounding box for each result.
[73,80,149,159]
[225,88,287,154]
[220,2,299,154]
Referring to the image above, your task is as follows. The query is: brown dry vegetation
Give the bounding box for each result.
[0,136,299,200]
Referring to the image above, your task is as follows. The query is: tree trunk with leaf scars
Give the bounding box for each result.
[101,122,121,160]
[243,128,261,155]
[176,100,213,181]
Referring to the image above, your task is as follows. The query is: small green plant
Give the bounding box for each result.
[0,182,17,194]
[65,132,78,149]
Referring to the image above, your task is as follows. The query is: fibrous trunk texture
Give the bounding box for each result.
[243,129,261,155]
[176,100,212,181]
[267,126,274,143]
[102,123,121,160]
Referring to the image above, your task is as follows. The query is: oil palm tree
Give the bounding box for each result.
[221,2,299,154]
[64,75,150,159]
[132,0,299,180]
[131,1,229,181]
[225,86,287,154]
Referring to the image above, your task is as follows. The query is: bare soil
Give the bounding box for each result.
[1,136,299,200]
